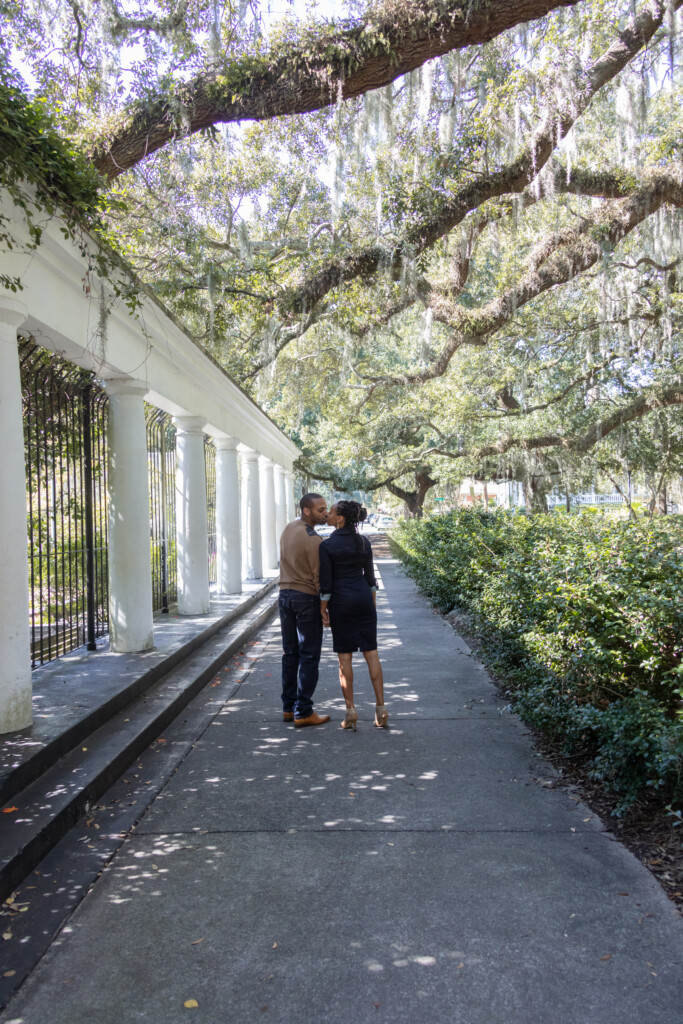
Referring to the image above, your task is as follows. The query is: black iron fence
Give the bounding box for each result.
[22,343,225,669]
[21,339,109,667]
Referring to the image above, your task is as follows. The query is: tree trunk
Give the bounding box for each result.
[658,483,668,515]
[529,474,550,513]
[386,467,437,518]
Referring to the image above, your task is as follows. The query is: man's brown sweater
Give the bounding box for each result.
[279,519,322,596]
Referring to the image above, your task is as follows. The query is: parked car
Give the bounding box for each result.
[374,515,397,530]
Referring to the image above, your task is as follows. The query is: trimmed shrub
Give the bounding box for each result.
[392,509,683,811]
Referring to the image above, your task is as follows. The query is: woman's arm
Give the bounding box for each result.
[362,537,378,593]
[319,542,332,626]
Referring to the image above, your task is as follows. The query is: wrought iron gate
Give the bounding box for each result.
[21,339,109,667]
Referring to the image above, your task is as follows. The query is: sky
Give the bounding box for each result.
[10,0,345,94]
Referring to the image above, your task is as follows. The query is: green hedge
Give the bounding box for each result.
[392,509,683,811]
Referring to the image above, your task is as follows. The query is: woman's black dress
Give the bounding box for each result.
[319,527,378,653]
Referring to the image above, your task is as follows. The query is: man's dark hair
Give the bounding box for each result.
[300,492,324,512]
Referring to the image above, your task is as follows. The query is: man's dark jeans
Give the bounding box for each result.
[279,589,323,719]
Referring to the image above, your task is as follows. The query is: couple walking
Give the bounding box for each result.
[278,493,388,731]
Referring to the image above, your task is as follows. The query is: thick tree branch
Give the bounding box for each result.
[275,0,676,318]
[107,0,190,38]
[479,354,623,419]
[368,167,683,386]
[91,0,585,179]
[429,385,683,463]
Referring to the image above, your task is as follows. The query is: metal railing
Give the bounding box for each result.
[21,339,109,667]
[547,493,626,508]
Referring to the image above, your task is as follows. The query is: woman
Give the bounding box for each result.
[319,500,388,730]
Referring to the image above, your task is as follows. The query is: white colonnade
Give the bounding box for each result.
[241,449,263,580]
[216,437,242,594]
[105,380,155,651]
[0,187,300,735]
[175,416,211,616]
[260,458,278,572]
[0,298,32,732]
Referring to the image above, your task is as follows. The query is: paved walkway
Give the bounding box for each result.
[2,557,682,1023]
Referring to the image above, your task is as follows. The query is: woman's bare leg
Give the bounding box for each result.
[362,649,384,706]
[338,653,354,707]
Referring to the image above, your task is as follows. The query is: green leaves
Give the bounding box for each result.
[0,71,107,280]
[393,508,683,809]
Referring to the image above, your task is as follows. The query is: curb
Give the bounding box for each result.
[0,589,278,903]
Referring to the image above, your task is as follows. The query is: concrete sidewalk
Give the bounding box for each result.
[2,557,682,1023]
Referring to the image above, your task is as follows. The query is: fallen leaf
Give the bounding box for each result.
[2,807,18,814]
[184,999,199,1008]
[191,937,205,945]
[2,932,12,941]
[600,954,612,961]
[3,970,16,977]
[82,747,87,752]
[272,942,278,949]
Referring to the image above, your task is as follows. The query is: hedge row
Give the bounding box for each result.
[391,509,683,811]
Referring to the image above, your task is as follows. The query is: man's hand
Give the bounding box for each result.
[321,609,330,627]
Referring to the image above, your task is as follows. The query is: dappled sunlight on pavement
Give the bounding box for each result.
[2,560,682,1024]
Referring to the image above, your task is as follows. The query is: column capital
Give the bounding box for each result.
[241,447,261,463]
[174,415,206,436]
[258,455,275,468]
[0,298,28,334]
[215,435,240,453]
[103,378,148,399]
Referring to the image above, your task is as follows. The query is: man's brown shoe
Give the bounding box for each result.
[283,711,294,722]
[294,712,331,728]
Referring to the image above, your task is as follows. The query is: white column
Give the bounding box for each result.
[216,436,242,594]
[175,416,210,614]
[285,470,296,523]
[104,380,155,653]
[274,464,288,547]
[241,449,263,579]
[259,457,278,572]
[0,299,32,732]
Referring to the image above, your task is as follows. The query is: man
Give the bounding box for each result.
[278,493,331,727]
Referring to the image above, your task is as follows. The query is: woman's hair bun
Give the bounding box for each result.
[358,506,367,522]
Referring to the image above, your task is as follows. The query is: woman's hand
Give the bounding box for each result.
[321,601,330,627]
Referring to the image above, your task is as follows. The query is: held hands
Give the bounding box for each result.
[321,604,330,627]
